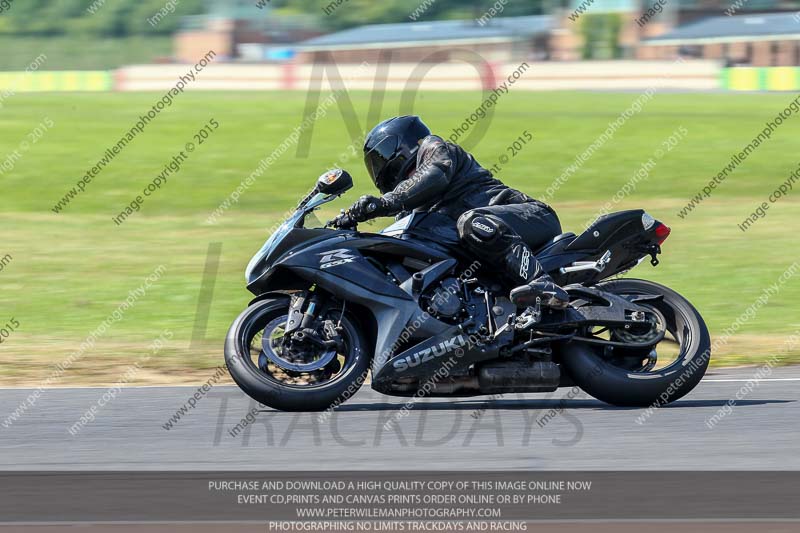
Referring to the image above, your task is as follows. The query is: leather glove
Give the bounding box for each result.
[329,211,357,230]
[348,195,391,222]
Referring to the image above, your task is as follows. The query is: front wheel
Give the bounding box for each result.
[225,296,370,412]
[560,279,711,407]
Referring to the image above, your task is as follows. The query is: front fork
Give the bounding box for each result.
[285,290,323,335]
[283,289,344,351]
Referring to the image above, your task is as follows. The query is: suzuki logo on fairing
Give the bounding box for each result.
[392,334,467,372]
[319,249,356,269]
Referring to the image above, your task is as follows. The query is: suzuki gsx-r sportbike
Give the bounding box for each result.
[225,169,710,411]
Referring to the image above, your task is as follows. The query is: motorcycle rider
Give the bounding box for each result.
[339,115,569,309]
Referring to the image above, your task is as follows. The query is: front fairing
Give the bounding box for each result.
[245,193,335,285]
[245,211,302,281]
[244,196,458,297]
[245,227,349,295]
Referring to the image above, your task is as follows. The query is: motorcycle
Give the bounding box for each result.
[225,169,710,411]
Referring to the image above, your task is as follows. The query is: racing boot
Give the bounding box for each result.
[510,275,570,309]
[503,242,570,309]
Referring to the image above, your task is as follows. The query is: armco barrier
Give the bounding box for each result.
[722,67,800,91]
[0,71,111,92]
[113,60,720,92]
[10,62,796,93]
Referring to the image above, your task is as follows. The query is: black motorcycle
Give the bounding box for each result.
[226,169,710,411]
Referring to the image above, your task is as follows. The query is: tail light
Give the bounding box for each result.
[654,222,671,245]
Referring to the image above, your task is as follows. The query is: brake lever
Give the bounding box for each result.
[327,209,357,230]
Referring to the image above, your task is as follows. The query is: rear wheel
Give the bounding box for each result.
[225,296,370,412]
[560,279,710,407]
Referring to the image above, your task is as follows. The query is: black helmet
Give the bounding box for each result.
[363,115,431,194]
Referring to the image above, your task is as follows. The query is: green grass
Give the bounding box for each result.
[1,90,799,385]
[0,35,172,70]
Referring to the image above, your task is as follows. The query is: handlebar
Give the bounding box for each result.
[325,197,381,230]
[326,211,358,230]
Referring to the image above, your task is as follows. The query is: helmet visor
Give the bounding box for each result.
[364,135,399,192]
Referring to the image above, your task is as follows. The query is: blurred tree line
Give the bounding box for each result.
[272,0,543,30]
[0,0,205,36]
[580,13,623,60]
[0,0,544,37]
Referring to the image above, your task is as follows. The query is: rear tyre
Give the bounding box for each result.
[225,297,370,412]
[560,279,710,407]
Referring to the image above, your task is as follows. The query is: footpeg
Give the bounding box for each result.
[514,300,542,330]
[559,250,612,274]
[491,316,513,340]
[511,279,570,309]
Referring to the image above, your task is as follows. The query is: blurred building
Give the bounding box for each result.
[557,0,800,65]
[294,16,555,64]
[168,0,800,68]
[174,0,322,63]
[638,12,800,66]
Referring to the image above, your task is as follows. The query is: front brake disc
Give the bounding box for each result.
[260,316,337,373]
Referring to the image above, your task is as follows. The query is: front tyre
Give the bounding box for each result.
[225,297,370,412]
[560,279,711,407]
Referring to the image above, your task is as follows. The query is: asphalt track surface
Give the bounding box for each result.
[1,366,798,471]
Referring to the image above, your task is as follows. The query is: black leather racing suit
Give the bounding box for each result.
[381,135,562,288]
